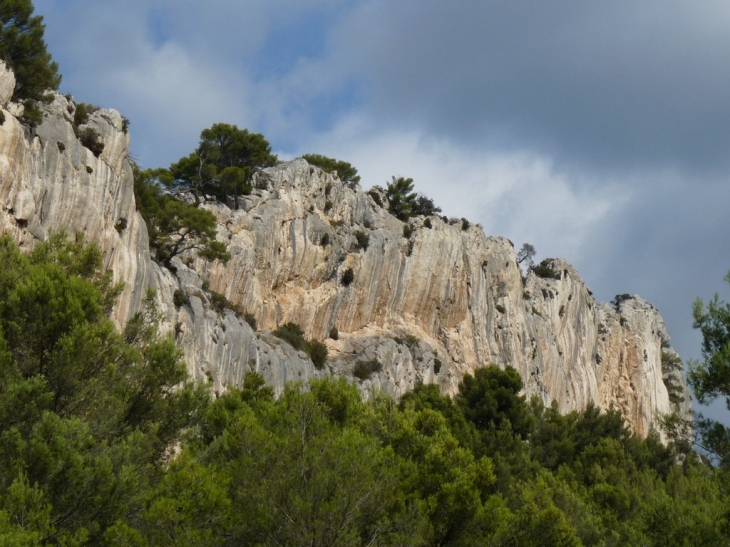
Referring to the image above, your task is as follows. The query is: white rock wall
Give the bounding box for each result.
[0,66,690,435]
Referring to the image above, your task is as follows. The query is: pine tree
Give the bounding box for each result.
[0,0,61,103]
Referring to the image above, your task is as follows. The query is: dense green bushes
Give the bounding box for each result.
[0,236,725,545]
[0,235,209,544]
[143,366,724,546]
[273,322,328,369]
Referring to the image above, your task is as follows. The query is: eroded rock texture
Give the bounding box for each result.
[0,66,690,435]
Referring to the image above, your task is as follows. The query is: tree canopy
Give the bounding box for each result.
[0,234,209,544]
[163,123,278,208]
[0,0,61,123]
[385,176,442,222]
[0,232,724,544]
[517,243,536,269]
[688,271,730,466]
[134,166,230,266]
[301,154,361,187]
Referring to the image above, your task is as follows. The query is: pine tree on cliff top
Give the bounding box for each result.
[0,0,61,102]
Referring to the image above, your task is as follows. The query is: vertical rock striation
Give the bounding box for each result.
[0,66,690,435]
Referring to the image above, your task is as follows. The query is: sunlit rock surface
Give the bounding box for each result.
[0,66,690,435]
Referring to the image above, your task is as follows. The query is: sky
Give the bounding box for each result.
[33,0,730,419]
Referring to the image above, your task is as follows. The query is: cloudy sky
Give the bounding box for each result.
[34,1,730,416]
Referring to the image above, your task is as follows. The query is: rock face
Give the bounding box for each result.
[0,66,690,436]
[0,61,14,108]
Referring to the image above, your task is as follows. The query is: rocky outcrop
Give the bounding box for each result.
[0,85,324,395]
[200,161,691,435]
[0,65,690,435]
[0,61,14,108]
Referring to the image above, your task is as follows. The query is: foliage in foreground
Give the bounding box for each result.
[0,235,727,545]
[688,270,730,467]
[0,235,209,545]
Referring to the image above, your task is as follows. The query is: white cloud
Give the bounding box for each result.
[298,115,625,263]
[101,42,255,165]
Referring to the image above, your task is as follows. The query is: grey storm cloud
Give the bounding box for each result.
[331,1,730,173]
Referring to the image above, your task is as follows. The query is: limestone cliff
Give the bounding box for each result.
[0,64,690,435]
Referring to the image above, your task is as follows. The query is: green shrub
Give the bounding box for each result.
[114,217,127,233]
[341,267,354,286]
[403,224,413,239]
[532,261,561,280]
[308,339,328,370]
[353,359,382,380]
[273,322,307,351]
[404,334,420,347]
[353,230,369,251]
[329,326,339,340]
[661,351,685,406]
[273,322,327,368]
[209,290,242,316]
[461,218,470,231]
[73,102,98,128]
[301,154,361,186]
[424,218,432,229]
[21,99,43,125]
[367,188,383,207]
[77,127,104,157]
[85,166,93,174]
[412,194,441,217]
[173,289,189,308]
[244,312,257,331]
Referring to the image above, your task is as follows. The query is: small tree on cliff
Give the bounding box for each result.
[134,167,230,266]
[0,0,61,123]
[385,176,441,221]
[517,243,536,269]
[164,123,278,208]
[301,154,361,188]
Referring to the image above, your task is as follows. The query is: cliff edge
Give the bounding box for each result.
[0,63,690,435]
